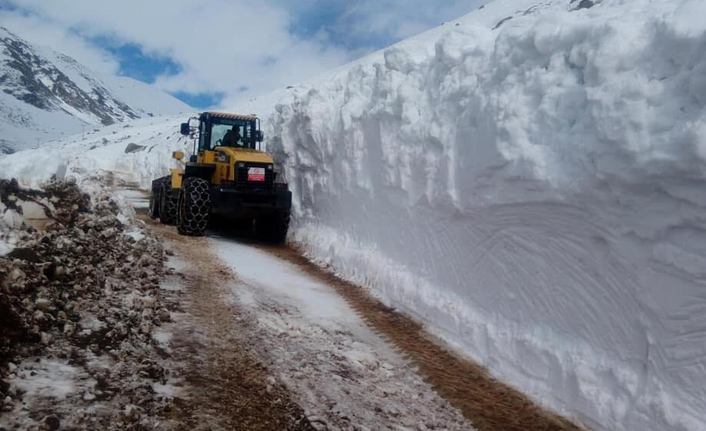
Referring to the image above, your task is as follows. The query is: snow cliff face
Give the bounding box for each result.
[0,27,190,152]
[235,1,706,431]
[0,1,705,430]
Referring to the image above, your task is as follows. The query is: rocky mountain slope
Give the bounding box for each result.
[0,27,191,153]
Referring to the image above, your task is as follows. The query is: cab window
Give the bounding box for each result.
[212,124,243,148]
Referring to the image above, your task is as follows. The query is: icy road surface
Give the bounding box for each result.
[209,236,472,430]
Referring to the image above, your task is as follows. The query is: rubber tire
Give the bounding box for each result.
[149,177,166,219]
[256,211,290,243]
[177,177,211,236]
[159,180,178,225]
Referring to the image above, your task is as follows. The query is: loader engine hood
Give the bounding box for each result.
[216,146,274,164]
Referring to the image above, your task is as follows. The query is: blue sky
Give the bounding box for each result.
[0,0,485,109]
[94,41,220,108]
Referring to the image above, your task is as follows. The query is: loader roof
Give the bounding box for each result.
[203,111,258,121]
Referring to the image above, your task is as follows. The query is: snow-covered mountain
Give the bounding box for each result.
[0,27,191,153]
[1,1,705,431]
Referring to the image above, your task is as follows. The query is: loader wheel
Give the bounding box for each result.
[177,177,210,236]
[256,211,290,243]
[148,177,166,219]
[159,180,178,225]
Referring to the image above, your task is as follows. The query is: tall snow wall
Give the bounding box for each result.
[240,1,706,430]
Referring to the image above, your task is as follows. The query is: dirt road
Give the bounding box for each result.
[150,221,471,431]
[144,215,582,431]
[153,225,315,431]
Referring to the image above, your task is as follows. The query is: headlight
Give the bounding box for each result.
[238,162,245,168]
[267,164,273,170]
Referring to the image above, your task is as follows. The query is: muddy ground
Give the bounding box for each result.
[153,225,316,431]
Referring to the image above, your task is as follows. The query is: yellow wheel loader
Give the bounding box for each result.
[148,112,291,241]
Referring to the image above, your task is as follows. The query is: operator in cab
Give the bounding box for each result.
[222,126,242,147]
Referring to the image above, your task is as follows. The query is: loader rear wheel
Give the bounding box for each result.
[149,177,166,219]
[159,180,178,225]
[177,177,210,236]
[256,211,290,243]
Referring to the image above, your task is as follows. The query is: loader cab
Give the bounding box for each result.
[181,111,265,156]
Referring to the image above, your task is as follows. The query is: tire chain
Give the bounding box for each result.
[177,177,211,236]
[159,179,178,225]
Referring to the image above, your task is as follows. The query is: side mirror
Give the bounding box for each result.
[255,131,264,142]
[180,123,190,136]
[172,151,184,161]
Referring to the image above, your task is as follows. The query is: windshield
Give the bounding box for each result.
[213,124,243,148]
[204,116,258,150]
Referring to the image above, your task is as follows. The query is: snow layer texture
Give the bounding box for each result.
[233,1,706,431]
[1,1,705,430]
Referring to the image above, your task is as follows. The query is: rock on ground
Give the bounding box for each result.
[0,178,176,431]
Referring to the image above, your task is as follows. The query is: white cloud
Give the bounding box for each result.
[0,9,119,75]
[1,0,350,106]
[279,0,486,48]
[0,0,485,107]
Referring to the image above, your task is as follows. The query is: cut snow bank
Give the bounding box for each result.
[233,1,706,431]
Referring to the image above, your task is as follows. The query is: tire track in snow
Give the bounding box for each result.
[209,235,472,431]
[255,243,585,431]
[145,221,316,431]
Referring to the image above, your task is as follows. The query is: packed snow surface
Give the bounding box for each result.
[1,1,705,431]
[11,360,81,400]
[211,236,471,430]
[0,239,11,256]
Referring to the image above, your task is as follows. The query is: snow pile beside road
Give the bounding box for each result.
[0,178,51,258]
[0,115,192,189]
[232,1,706,431]
[0,206,17,257]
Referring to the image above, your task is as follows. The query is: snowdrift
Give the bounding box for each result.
[0,115,192,190]
[1,0,705,430]
[238,1,706,430]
